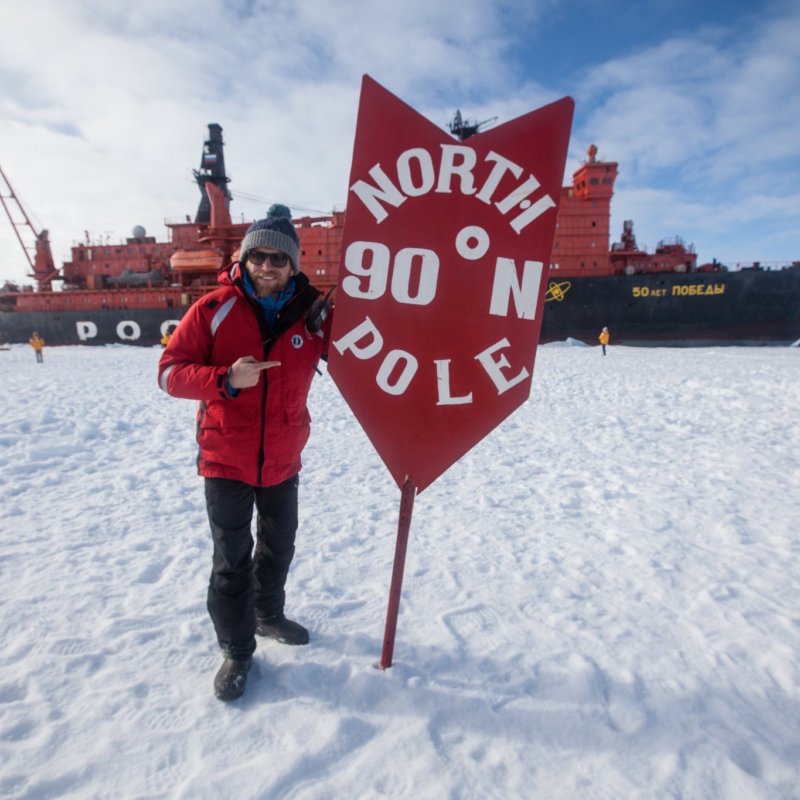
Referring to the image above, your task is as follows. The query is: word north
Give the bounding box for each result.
[350,144,556,233]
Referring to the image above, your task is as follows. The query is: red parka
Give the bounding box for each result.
[158,265,330,487]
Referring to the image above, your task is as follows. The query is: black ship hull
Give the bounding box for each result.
[0,307,184,347]
[542,267,800,346]
[1,268,799,348]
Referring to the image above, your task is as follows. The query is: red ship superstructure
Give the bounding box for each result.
[551,143,618,276]
[2,124,343,316]
[551,143,696,277]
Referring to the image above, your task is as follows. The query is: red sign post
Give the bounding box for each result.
[329,76,573,667]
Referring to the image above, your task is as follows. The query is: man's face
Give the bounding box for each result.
[245,248,292,297]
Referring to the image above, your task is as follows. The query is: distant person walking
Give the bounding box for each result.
[598,326,610,355]
[29,331,45,363]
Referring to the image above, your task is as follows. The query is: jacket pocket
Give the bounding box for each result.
[199,399,259,430]
[282,389,311,426]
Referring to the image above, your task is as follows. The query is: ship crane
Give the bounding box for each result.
[0,165,60,291]
[448,110,498,141]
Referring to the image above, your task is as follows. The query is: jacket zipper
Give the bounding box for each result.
[234,272,317,484]
[257,333,274,485]
[257,373,268,484]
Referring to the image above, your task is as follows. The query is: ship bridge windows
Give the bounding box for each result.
[589,178,599,185]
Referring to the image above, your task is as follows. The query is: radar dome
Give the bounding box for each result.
[132,225,146,238]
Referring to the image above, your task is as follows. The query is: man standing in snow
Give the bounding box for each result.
[158,205,331,701]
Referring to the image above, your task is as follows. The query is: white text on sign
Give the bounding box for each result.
[333,239,541,403]
[342,240,543,319]
[350,145,556,233]
[332,317,529,404]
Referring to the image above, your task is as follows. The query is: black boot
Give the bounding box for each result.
[213,657,252,701]
[256,613,309,645]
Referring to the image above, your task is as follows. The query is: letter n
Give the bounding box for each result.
[489,258,543,319]
[350,165,407,223]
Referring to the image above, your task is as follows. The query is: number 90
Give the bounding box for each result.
[342,241,440,306]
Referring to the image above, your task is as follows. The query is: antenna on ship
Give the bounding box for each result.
[448,110,498,141]
[193,123,232,225]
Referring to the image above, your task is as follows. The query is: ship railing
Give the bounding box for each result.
[728,260,798,271]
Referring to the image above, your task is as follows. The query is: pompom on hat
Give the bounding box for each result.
[240,204,300,274]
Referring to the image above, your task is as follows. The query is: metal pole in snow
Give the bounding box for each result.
[378,477,417,669]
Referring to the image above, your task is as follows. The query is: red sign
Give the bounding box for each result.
[329,76,573,492]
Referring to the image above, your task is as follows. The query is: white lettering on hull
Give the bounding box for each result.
[76,321,98,341]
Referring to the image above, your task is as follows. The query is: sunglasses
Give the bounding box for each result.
[247,250,290,268]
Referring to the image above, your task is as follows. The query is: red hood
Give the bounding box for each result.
[217,261,241,287]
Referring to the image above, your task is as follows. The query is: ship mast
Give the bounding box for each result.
[0,164,59,291]
[448,110,498,141]
[193,123,232,225]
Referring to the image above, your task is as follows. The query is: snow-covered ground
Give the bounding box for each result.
[0,342,798,799]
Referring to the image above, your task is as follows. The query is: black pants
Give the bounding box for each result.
[204,475,299,659]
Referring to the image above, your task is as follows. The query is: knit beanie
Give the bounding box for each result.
[240,203,300,274]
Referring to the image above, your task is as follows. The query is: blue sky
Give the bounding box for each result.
[518,0,761,81]
[1,0,798,287]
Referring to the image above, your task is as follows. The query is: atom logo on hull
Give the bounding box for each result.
[545,281,572,302]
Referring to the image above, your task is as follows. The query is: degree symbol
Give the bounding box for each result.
[455,226,490,260]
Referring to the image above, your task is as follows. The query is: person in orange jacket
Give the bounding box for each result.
[598,326,610,355]
[29,331,45,363]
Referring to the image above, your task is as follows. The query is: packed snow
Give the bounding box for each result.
[0,342,798,799]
